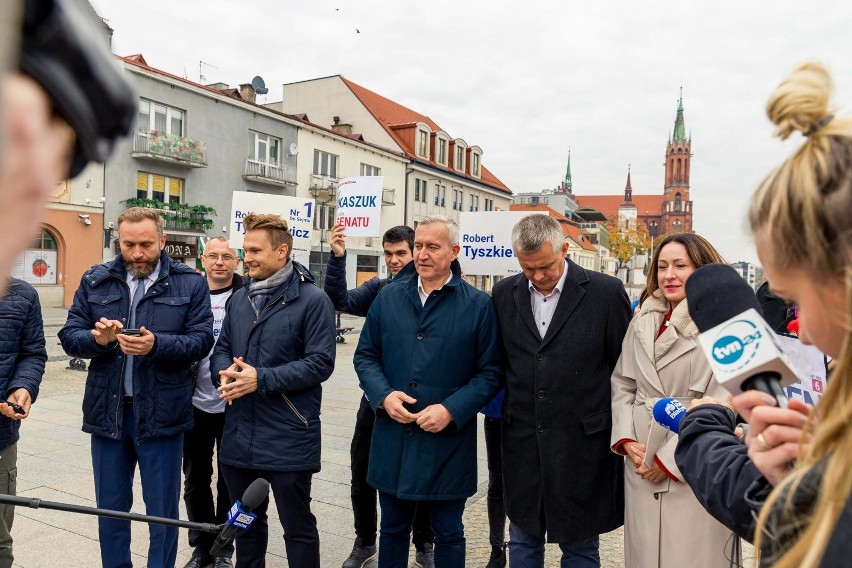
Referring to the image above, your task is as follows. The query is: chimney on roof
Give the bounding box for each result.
[331,116,353,136]
[239,84,256,104]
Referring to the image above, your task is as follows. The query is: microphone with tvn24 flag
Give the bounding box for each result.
[210,478,271,555]
[685,264,800,408]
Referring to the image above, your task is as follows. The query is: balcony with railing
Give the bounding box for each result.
[123,197,216,233]
[243,159,297,187]
[309,174,338,192]
[131,130,207,168]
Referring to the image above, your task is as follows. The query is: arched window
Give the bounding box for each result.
[13,228,59,284]
[676,159,682,183]
[673,219,682,232]
[674,192,682,212]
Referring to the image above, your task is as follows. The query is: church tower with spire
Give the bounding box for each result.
[618,165,638,228]
[661,89,693,233]
[564,149,573,196]
[556,149,574,197]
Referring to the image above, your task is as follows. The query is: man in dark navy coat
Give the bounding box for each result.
[492,214,630,568]
[355,215,503,567]
[324,223,437,568]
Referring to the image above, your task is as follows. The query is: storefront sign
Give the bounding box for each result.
[165,241,198,258]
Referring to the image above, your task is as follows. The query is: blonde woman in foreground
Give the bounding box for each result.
[675,61,851,567]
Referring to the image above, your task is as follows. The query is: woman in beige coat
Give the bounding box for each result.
[611,233,739,567]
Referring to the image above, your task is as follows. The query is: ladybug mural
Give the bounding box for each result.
[32,258,49,278]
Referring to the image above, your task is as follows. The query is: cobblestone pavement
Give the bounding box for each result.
[12,314,625,566]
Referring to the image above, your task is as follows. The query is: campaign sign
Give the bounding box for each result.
[778,335,828,406]
[335,176,383,237]
[458,211,531,275]
[229,192,314,264]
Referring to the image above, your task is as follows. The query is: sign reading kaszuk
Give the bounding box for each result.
[335,176,384,237]
[229,192,314,264]
[458,211,533,275]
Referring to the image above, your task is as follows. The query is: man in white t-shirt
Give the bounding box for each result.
[183,237,243,568]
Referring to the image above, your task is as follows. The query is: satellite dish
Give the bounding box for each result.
[289,142,298,157]
[251,76,268,95]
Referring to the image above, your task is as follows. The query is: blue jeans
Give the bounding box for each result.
[91,401,183,568]
[508,522,600,568]
[378,492,465,568]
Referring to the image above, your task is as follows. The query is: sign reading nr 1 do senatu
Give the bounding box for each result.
[228,192,314,264]
[335,176,384,237]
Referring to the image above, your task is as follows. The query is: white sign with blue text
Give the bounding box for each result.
[458,211,530,275]
[228,192,314,264]
[335,176,384,237]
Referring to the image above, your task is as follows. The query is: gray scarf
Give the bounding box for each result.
[248,261,293,316]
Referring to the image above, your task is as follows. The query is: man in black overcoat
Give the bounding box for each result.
[492,214,631,567]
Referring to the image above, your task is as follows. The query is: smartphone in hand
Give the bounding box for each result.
[5,401,25,415]
[120,329,142,336]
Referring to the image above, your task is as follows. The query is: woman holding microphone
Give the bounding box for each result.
[676,62,852,566]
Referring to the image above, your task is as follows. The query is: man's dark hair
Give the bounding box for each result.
[383,225,414,253]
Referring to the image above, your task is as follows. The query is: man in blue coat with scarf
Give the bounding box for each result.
[355,215,503,567]
[212,213,336,567]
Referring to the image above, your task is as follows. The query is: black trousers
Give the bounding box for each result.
[182,406,232,554]
[351,395,433,548]
[221,464,319,568]
[484,417,506,547]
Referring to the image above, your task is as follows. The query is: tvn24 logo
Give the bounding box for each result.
[711,320,762,370]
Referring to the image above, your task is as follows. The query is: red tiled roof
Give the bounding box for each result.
[510,204,596,252]
[574,194,664,218]
[340,76,511,195]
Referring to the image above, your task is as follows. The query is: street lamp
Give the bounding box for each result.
[309,182,337,288]
[649,221,659,260]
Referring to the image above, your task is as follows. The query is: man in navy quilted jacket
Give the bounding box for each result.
[59,207,213,568]
[0,277,46,568]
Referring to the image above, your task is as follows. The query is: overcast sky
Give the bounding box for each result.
[90,0,852,264]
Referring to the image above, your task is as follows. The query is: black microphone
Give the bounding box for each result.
[685,264,799,408]
[209,478,270,555]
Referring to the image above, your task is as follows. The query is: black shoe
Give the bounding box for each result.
[183,548,213,568]
[486,544,507,568]
[342,537,378,568]
[413,542,434,568]
[213,553,234,568]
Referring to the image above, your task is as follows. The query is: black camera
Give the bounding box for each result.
[20,0,136,177]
